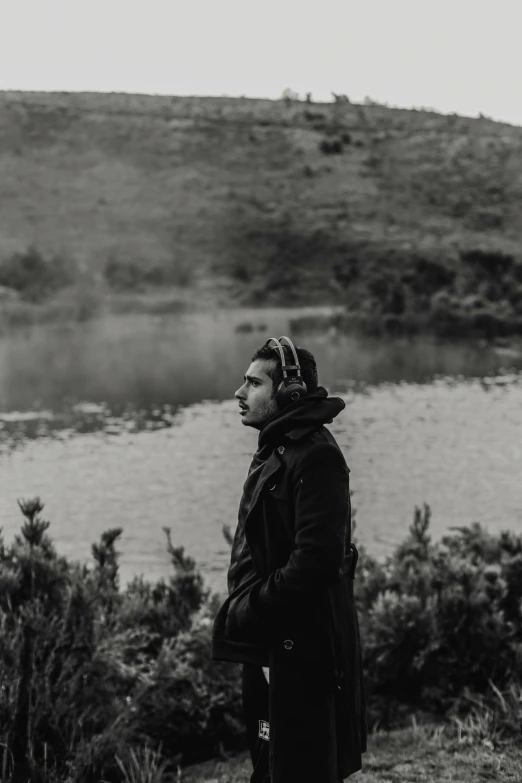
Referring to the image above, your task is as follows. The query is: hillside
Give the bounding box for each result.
[1,90,522,335]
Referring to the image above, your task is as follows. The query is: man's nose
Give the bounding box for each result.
[235,384,246,400]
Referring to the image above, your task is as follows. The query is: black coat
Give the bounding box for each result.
[212,413,367,782]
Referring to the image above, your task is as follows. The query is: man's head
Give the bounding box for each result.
[234,341,318,429]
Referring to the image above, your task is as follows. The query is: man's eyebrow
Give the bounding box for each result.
[244,374,264,383]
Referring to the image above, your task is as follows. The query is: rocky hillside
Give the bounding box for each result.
[1,91,522,335]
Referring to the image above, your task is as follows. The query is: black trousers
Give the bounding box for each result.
[242,664,271,783]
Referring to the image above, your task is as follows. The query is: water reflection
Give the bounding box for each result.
[1,311,522,450]
[1,311,522,592]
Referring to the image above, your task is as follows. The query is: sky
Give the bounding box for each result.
[1,0,521,125]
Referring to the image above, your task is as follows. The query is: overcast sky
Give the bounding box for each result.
[1,0,521,125]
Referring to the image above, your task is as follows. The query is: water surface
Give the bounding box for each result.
[1,310,522,594]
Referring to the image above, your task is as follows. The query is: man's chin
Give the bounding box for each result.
[240,414,262,430]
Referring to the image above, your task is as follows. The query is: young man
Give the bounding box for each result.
[212,337,366,783]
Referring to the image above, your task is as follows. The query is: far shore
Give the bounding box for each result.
[2,282,522,353]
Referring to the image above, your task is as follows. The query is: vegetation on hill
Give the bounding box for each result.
[0,497,520,781]
[0,91,522,335]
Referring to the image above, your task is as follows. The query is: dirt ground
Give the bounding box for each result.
[180,726,522,783]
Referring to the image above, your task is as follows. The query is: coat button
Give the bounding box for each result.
[277,446,285,455]
[283,639,294,650]
[268,483,276,491]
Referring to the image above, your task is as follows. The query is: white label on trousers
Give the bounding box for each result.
[258,720,270,741]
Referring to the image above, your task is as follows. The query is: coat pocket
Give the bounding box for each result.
[270,595,336,667]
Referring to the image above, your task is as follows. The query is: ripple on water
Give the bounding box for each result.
[1,374,522,593]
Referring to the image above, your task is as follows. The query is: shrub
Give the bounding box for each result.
[0,499,242,783]
[407,256,456,295]
[104,259,144,291]
[466,206,505,230]
[357,505,522,729]
[234,321,254,333]
[0,246,73,303]
[460,249,514,278]
[319,139,343,155]
[105,259,193,291]
[509,284,522,314]
[2,496,520,779]
[303,109,325,122]
[289,313,343,335]
[429,291,467,338]
[148,261,193,288]
[230,262,251,283]
[468,308,512,338]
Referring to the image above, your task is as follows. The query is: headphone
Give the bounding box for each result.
[266,335,308,408]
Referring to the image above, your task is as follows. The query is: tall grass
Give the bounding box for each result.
[115,746,170,783]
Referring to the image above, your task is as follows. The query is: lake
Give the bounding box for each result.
[1,308,522,596]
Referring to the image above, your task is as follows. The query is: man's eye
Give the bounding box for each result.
[251,381,259,387]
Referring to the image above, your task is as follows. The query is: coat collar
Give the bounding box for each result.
[244,422,320,528]
[285,422,328,441]
[245,421,322,525]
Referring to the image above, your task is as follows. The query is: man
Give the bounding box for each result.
[212,336,366,783]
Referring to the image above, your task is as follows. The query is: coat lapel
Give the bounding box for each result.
[244,449,283,529]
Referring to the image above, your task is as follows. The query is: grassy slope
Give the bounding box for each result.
[181,729,522,782]
[1,90,522,312]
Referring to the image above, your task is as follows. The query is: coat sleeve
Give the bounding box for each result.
[231,442,350,631]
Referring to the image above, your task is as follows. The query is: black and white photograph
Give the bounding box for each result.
[1,1,521,781]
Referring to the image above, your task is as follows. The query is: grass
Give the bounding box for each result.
[179,725,522,782]
[116,746,170,783]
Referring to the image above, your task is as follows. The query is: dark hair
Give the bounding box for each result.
[251,342,319,398]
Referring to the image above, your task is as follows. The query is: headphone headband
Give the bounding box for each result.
[266,335,302,381]
[265,335,308,407]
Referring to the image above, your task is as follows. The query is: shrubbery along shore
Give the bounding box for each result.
[0,499,520,781]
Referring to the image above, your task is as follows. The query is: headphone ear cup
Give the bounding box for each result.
[275,379,308,408]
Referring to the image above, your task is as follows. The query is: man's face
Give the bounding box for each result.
[234,359,279,429]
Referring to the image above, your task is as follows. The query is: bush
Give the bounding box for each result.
[0,246,73,303]
[234,321,254,333]
[509,284,522,314]
[0,499,242,783]
[230,262,251,283]
[105,259,145,291]
[104,259,193,291]
[466,206,505,230]
[356,505,522,729]
[2,497,520,779]
[406,257,456,295]
[319,139,343,155]
[289,313,343,335]
[303,109,325,122]
[428,289,521,339]
[460,249,514,277]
